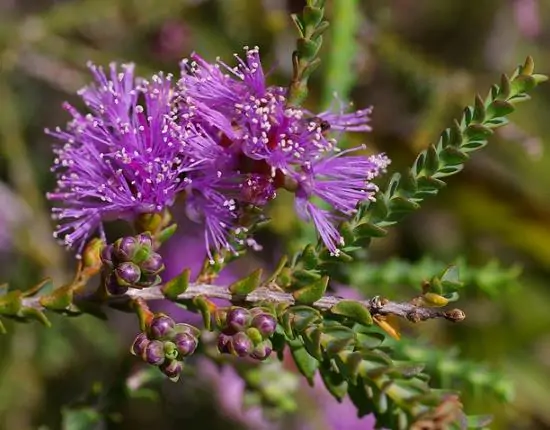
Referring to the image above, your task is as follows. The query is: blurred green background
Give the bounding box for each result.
[1,0,550,429]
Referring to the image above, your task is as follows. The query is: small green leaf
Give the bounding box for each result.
[472,94,486,123]
[302,325,322,359]
[0,291,22,315]
[310,20,330,40]
[265,255,288,283]
[0,319,6,334]
[229,268,263,295]
[292,276,328,304]
[155,223,177,244]
[335,350,364,383]
[192,296,215,331]
[370,193,389,220]
[303,5,324,27]
[417,176,446,192]
[465,124,493,141]
[429,277,443,294]
[440,265,463,289]
[484,116,510,128]
[511,74,536,94]
[331,300,373,326]
[359,350,393,376]
[319,249,353,263]
[497,74,511,99]
[296,37,321,60]
[486,100,514,118]
[320,325,356,355]
[162,268,190,300]
[386,173,401,196]
[389,196,420,213]
[448,119,463,147]
[339,221,355,245]
[285,305,322,333]
[354,222,387,239]
[39,286,74,311]
[289,338,318,384]
[292,269,322,283]
[276,267,293,289]
[400,169,418,192]
[290,13,305,36]
[388,361,425,379]
[532,73,549,84]
[301,57,321,80]
[442,291,460,302]
[440,146,468,165]
[20,307,51,327]
[319,365,348,401]
[355,331,385,350]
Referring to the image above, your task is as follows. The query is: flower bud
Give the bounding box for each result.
[160,359,183,379]
[174,332,197,357]
[173,322,200,338]
[105,273,129,295]
[148,314,175,340]
[140,252,164,275]
[131,332,150,356]
[115,262,141,286]
[229,332,252,357]
[144,340,165,366]
[226,307,251,333]
[217,333,232,354]
[113,237,138,262]
[136,232,153,249]
[251,313,277,338]
[100,244,115,268]
[250,339,273,361]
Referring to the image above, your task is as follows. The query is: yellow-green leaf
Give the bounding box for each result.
[331,300,373,326]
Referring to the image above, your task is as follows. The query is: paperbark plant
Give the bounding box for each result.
[0,1,546,429]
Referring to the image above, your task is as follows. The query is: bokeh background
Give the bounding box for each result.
[1,0,550,429]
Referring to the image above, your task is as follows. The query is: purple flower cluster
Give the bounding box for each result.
[101,233,165,294]
[131,314,199,380]
[47,48,389,258]
[216,307,276,360]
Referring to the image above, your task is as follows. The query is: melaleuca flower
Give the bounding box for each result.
[294,147,390,255]
[46,63,196,254]
[177,46,390,256]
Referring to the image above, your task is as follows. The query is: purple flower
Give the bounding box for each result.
[295,147,390,255]
[48,48,389,259]
[176,47,390,257]
[46,63,195,254]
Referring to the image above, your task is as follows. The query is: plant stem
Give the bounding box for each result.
[21,283,465,324]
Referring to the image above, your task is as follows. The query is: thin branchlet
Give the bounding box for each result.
[20,283,465,323]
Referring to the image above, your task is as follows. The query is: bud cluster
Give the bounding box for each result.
[131,314,199,380]
[101,233,165,294]
[216,307,277,360]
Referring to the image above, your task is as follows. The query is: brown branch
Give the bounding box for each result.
[21,283,465,323]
